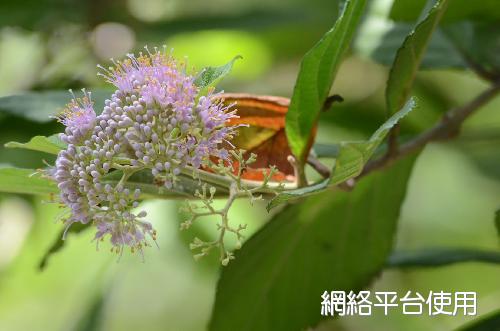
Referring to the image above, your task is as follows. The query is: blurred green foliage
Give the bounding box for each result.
[0,0,499,331]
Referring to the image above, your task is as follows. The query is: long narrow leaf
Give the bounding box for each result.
[5,135,65,155]
[285,0,367,163]
[386,0,449,114]
[268,98,416,210]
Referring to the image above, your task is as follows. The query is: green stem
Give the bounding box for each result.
[180,166,297,194]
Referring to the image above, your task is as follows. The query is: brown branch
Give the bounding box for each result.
[307,155,331,178]
[360,82,500,177]
[386,123,401,157]
[447,37,500,83]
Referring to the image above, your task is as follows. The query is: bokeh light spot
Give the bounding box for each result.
[91,22,136,60]
[127,0,180,22]
[0,28,44,95]
[0,197,33,268]
[166,30,272,81]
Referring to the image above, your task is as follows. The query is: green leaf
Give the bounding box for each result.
[0,89,111,122]
[194,56,242,96]
[312,143,340,158]
[388,0,427,22]
[0,167,227,199]
[386,0,448,115]
[39,222,90,270]
[266,178,330,211]
[210,155,418,331]
[101,169,229,199]
[443,21,500,80]
[355,22,465,69]
[332,97,415,180]
[389,0,500,24]
[5,134,66,155]
[456,310,500,331]
[285,0,367,163]
[0,168,58,195]
[268,98,416,210]
[387,248,500,269]
[0,165,232,199]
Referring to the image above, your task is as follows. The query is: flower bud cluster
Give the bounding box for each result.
[53,47,238,255]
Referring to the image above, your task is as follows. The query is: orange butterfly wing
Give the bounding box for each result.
[217,93,316,181]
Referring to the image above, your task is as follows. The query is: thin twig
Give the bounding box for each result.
[307,155,331,178]
[360,82,500,177]
[442,29,500,83]
[299,94,343,180]
[386,123,400,157]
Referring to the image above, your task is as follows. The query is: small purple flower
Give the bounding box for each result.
[55,90,97,144]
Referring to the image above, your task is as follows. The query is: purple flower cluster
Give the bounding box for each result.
[53,47,238,255]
